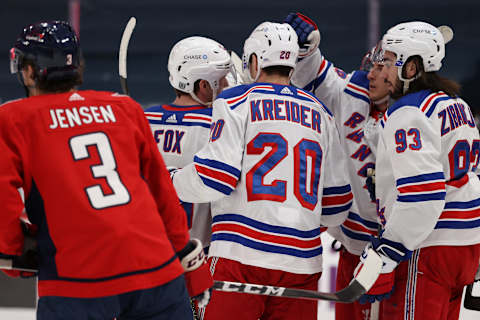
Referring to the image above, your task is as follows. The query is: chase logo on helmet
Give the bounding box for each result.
[183,54,208,60]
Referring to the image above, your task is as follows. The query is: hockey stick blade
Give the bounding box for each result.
[119,17,136,95]
[213,248,382,303]
[464,282,480,311]
[0,256,37,273]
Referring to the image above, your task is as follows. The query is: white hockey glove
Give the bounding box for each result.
[177,239,213,308]
[284,12,321,59]
[355,236,412,304]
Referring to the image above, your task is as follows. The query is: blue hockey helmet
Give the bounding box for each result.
[10,20,81,82]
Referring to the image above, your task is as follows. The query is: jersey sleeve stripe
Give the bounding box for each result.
[436,199,480,229]
[195,164,238,189]
[397,192,446,202]
[303,59,332,92]
[397,181,446,194]
[344,82,370,104]
[323,184,352,195]
[321,193,354,206]
[196,173,235,195]
[322,203,353,215]
[193,156,241,178]
[340,225,374,241]
[396,172,445,187]
[347,211,380,229]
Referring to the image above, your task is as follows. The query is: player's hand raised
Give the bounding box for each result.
[284,12,321,59]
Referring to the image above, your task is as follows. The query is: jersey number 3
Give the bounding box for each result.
[69,132,131,209]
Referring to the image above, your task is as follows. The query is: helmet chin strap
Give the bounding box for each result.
[190,80,219,106]
[190,91,211,106]
[397,66,421,94]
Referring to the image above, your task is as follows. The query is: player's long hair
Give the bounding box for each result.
[405,55,461,97]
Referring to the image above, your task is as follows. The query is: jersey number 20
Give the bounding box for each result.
[246,132,323,210]
[69,132,131,209]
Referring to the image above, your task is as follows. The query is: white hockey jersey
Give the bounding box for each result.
[377,90,480,251]
[291,49,381,255]
[144,104,212,246]
[173,83,353,274]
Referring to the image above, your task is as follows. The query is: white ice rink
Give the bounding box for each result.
[1,234,478,319]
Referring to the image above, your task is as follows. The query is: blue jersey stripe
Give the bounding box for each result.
[425,96,451,118]
[396,172,445,186]
[194,156,241,179]
[198,176,233,195]
[212,214,321,238]
[340,225,372,242]
[397,192,446,202]
[347,212,379,230]
[323,184,351,195]
[211,233,323,258]
[435,219,480,229]
[303,61,332,92]
[444,198,480,209]
[344,88,370,104]
[322,203,352,215]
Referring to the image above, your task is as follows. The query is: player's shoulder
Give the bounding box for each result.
[145,104,211,115]
[295,86,334,117]
[342,70,370,104]
[0,97,24,110]
[386,90,450,118]
[217,83,275,99]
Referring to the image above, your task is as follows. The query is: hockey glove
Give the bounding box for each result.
[284,12,321,58]
[366,168,376,202]
[177,238,213,308]
[355,236,412,304]
[1,220,38,278]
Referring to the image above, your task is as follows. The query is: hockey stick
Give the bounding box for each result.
[119,17,136,95]
[212,248,383,303]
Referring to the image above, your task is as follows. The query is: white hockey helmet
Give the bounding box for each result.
[168,36,233,104]
[242,22,299,83]
[382,21,445,76]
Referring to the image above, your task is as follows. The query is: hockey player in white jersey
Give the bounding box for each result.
[145,36,233,248]
[356,21,480,319]
[284,12,390,320]
[172,21,353,320]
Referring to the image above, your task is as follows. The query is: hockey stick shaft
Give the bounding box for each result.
[119,17,136,95]
[213,248,383,303]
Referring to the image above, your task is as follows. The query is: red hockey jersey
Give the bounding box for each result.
[0,90,189,298]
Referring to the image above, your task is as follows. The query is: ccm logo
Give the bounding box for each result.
[219,282,286,296]
[186,250,205,269]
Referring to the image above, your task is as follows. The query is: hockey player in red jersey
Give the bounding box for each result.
[357,21,480,319]
[284,12,390,320]
[145,36,233,249]
[171,21,353,320]
[0,20,212,320]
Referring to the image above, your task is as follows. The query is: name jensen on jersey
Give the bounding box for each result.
[250,99,322,133]
[48,105,116,129]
